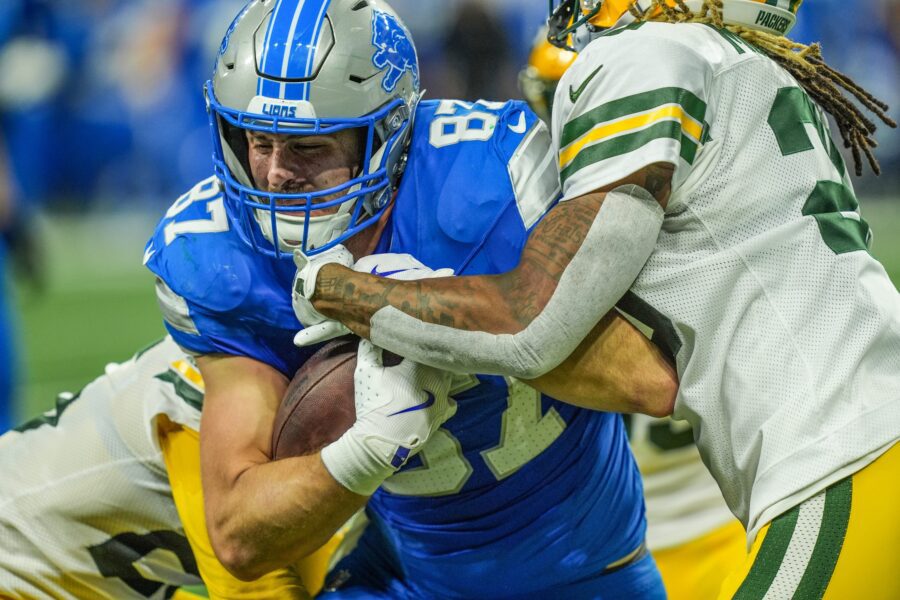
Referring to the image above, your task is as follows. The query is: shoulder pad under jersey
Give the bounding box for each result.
[144,176,303,373]
[391,99,559,275]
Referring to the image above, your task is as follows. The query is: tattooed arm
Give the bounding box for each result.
[315,163,673,335]
[313,163,676,414]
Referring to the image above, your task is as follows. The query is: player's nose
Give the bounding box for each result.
[267,148,302,191]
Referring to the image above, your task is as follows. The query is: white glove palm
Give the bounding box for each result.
[293,253,454,348]
[292,245,353,343]
[320,339,458,496]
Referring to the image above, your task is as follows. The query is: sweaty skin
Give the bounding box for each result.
[312,163,677,415]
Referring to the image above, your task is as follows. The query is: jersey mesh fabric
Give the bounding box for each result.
[0,338,202,599]
[561,22,900,542]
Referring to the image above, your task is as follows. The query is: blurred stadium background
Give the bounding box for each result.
[1,0,898,424]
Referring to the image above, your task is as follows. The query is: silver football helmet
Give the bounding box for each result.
[207,0,420,257]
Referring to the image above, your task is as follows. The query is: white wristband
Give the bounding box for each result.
[321,430,408,496]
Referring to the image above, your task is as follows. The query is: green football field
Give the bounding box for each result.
[9,199,900,423]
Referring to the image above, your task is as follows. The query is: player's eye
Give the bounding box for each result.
[250,139,273,153]
[290,142,325,153]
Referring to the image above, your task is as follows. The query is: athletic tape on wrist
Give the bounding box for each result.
[320,432,400,496]
[368,185,664,378]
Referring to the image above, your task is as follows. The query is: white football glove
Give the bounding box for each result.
[293,254,454,348]
[292,245,353,344]
[320,339,458,496]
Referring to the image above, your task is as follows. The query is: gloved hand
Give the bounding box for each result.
[293,253,454,348]
[352,253,454,281]
[320,339,458,496]
[292,245,353,344]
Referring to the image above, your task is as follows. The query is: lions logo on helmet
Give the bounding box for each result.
[218,1,252,57]
[206,0,420,258]
[371,10,419,93]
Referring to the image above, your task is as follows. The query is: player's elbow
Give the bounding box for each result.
[207,519,273,581]
[212,536,271,581]
[631,369,677,418]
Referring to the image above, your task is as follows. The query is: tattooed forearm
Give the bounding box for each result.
[312,194,602,338]
[311,162,673,338]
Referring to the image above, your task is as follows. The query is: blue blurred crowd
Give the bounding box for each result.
[0,0,897,430]
[0,0,896,214]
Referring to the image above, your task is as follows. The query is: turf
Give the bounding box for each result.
[9,200,900,422]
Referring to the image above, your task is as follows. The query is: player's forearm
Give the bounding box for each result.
[314,268,528,338]
[525,312,678,416]
[205,452,365,581]
[314,195,604,338]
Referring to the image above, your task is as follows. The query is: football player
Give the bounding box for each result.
[0,336,351,599]
[519,31,747,600]
[295,1,900,598]
[143,0,679,596]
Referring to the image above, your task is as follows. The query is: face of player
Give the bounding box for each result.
[246,129,363,209]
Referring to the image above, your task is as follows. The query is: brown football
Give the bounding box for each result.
[271,337,359,459]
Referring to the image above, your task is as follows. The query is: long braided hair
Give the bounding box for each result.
[629,0,896,175]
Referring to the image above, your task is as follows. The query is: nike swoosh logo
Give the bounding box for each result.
[569,64,604,104]
[370,267,411,278]
[508,111,527,134]
[388,391,435,416]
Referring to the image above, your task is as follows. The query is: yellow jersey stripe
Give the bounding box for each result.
[560,104,703,170]
[171,359,205,390]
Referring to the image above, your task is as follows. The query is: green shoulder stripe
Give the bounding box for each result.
[155,369,204,411]
[560,121,699,185]
[562,86,706,148]
[14,391,82,433]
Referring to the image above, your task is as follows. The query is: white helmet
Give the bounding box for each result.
[548,0,800,51]
[207,0,420,257]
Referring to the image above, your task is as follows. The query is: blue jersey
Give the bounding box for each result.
[146,99,652,597]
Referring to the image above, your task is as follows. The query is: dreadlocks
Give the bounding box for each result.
[631,0,896,175]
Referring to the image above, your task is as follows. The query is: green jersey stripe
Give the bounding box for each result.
[560,120,698,186]
[680,134,699,164]
[561,87,706,148]
[14,391,82,433]
[155,370,204,411]
[733,504,801,600]
[794,478,852,599]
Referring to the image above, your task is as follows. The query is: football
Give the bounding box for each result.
[271,337,359,459]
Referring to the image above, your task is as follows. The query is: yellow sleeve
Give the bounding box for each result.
[159,420,342,599]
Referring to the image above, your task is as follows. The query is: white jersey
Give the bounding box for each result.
[0,337,203,599]
[554,21,900,542]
